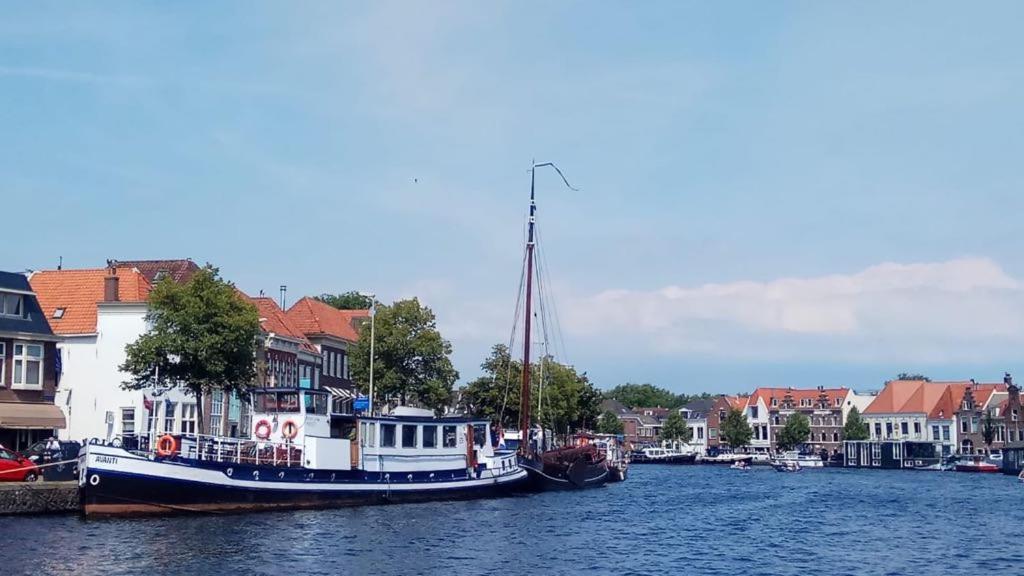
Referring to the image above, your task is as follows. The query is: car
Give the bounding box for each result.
[19,439,82,463]
[0,447,40,482]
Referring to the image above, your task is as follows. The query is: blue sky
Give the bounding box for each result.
[3,3,1024,394]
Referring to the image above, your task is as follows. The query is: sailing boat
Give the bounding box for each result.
[514,162,609,491]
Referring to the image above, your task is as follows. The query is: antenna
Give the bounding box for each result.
[58,256,63,271]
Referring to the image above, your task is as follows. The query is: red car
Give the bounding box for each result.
[0,446,40,482]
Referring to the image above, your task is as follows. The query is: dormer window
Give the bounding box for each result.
[1,293,25,319]
[771,398,778,407]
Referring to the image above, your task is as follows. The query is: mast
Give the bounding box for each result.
[518,166,537,453]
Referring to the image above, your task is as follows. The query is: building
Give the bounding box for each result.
[599,399,664,445]
[755,386,851,455]
[110,258,200,285]
[950,380,1007,455]
[707,395,745,449]
[285,296,368,413]
[0,271,65,451]
[680,399,714,455]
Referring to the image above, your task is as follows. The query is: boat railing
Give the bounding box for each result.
[101,432,304,468]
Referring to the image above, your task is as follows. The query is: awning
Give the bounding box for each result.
[322,386,356,400]
[0,402,67,429]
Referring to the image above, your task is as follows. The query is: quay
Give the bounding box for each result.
[0,482,78,515]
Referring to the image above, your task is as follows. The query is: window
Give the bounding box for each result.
[443,425,458,448]
[835,398,842,407]
[961,419,969,433]
[697,427,704,440]
[121,408,136,435]
[1013,409,1018,422]
[343,353,349,379]
[832,432,839,442]
[942,426,950,441]
[12,342,43,389]
[718,410,726,420]
[771,398,778,407]
[210,393,223,435]
[971,417,979,433]
[181,404,197,434]
[0,342,4,386]
[750,407,758,419]
[423,425,437,448]
[874,423,882,438]
[381,424,396,447]
[1,293,25,318]
[334,353,341,378]
[163,402,176,434]
[322,351,329,376]
[401,425,418,448]
[709,429,718,439]
[885,422,893,438]
[932,425,940,441]
[900,422,908,436]
[53,307,65,319]
[240,400,250,436]
[360,422,377,447]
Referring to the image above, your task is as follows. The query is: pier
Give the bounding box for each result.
[0,482,78,515]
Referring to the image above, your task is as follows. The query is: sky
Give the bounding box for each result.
[3,2,1024,394]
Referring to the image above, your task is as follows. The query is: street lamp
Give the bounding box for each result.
[360,292,376,415]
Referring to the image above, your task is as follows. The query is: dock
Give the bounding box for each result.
[0,482,79,515]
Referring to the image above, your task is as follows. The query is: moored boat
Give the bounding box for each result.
[953,454,1000,473]
[631,446,698,464]
[772,460,801,472]
[771,450,824,468]
[79,388,527,516]
[700,453,753,465]
[592,434,629,482]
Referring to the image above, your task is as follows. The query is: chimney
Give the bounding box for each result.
[104,262,120,302]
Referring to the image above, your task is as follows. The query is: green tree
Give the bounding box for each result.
[895,372,931,382]
[661,411,692,444]
[603,383,680,409]
[982,410,996,449]
[459,344,522,427]
[843,406,870,441]
[349,298,458,415]
[776,412,811,451]
[596,411,625,435]
[120,267,261,434]
[720,408,753,449]
[316,291,373,310]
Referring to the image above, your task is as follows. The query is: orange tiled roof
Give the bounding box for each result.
[29,268,152,335]
[864,379,1008,418]
[111,259,199,285]
[285,297,368,343]
[750,387,849,410]
[247,296,319,354]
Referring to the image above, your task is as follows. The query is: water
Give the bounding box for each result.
[2,466,1021,576]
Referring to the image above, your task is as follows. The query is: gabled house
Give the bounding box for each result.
[680,399,715,455]
[708,395,753,450]
[0,271,64,451]
[599,399,664,445]
[863,379,965,455]
[756,386,851,455]
[950,380,1007,455]
[285,297,368,413]
[110,259,200,285]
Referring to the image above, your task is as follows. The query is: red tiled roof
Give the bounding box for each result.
[110,259,200,285]
[864,380,1008,419]
[750,387,850,409]
[247,296,318,353]
[863,380,927,414]
[284,297,368,343]
[29,268,152,335]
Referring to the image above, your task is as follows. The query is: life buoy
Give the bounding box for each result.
[155,434,178,458]
[254,419,272,440]
[281,420,299,441]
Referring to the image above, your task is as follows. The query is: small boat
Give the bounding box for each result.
[730,461,750,470]
[953,455,1001,473]
[772,450,824,468]
[700,453,753,465]
[1018,469,1024,483]
[592,435,629,482]
[772,460,801,472]
[630,446,698,464]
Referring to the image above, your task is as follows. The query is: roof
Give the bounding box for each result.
[110,259,200,285]
[29,268,152,335]
[247,296,319,353]
[599,398,632,416]
[0,271,54,337]
[750,387,850,410]
[683,398,716,416]
[863,379,1008,419]
[284,297,368,343]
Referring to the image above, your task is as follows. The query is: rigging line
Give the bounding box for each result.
[534,224,568,365]
[533,162,580,192]
[499,244,529,425]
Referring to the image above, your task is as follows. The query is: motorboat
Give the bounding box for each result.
[730,461,750,470]
[953,454,1001,473]
[772,451,824,468]
[631,446,697,464]
[772,460,801,472]
[700,453,753,465]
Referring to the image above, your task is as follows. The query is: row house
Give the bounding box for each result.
[952,380,1007,455]
[707,395,772,454]
[755,386,851,455]
[0,271,64,451]
[285,297,368,414]
[599,399,663,445]
[680,399,713,455]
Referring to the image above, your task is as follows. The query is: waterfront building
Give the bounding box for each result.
[756,386,850,455]
[951,380,1007,455]
[862,380,952,454]
[679,399,712,455]
[285,297,368,413]
[599,399,663,445]
[707,395,746,449]
[996,374,1022,446]
[0,271,65,451]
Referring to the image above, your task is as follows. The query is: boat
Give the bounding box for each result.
[771,450,825,468]
[78,388,527,516]
[592,434,629,482]
[700,453,753,465]
[631,446,698,464]
[1018,469,1024,483]
[730,461,750,470]
[772,460,801,472]
[953,454,1001,473]
[512,163,609,491]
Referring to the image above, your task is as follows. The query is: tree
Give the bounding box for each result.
[120,267,261,434]
[982,410,996,449]
[720,408,753,449]
[843,406,870,441]
[349,298,458,415]
[603,383,681,409]
[459,344,522,427]
[661,411,692,444]
[316,291,373,310]
[776,412,811,451]
[895,372,931,382]
[597,411,624,435]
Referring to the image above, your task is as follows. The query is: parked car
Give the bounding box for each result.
[19,439,82,463]
[0,447,40,482]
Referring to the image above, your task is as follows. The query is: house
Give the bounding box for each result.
[109,258,200,285]
[599,399,664,445]
[950,380,1007,455]
[680,399,715,455]
[0,271,65,451]
[707,395,744,449]
[862,379,964,456]
[29,265,202,442]
[756,386,851,455]
[285,296,368,413]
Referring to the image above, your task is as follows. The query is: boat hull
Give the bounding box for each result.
[631,453,697,465]
[954,464,1000,473]
[518,457,609,491]
[79,446,528,517]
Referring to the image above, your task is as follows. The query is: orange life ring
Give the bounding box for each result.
[155,434,178,458]
[281,420,299,441]
[254,419,272,440]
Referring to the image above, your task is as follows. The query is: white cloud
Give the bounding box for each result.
[562,258,1024,363]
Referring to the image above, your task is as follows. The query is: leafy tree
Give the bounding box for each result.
[720,408,753,449]
[661,411,692,444]
[603,383,681,409]
[843,406,870,441]
[776,412,811,451]
[459,344,522,427]
[349,298,458,415]
[597,411,624,435]
[895,372,931,382]
[316,291,373,310]
[982,410,996,449]
[121,267,261,434]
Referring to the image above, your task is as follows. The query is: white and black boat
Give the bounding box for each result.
[631,446,698,464]
[78,388,527,516]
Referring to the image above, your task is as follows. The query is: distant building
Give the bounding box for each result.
[0,271,64,451]
[707,395,748,450]
[680,399,714,455]
[754,386,851,455]
[599,399,663,445]
[109,258,200,285]
[285,297,368,413]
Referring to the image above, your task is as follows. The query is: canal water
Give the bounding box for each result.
[2,465,1020,575]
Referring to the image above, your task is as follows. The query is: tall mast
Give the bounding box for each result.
[518,166,537,452]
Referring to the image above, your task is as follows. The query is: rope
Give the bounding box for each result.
[0,458,78,476]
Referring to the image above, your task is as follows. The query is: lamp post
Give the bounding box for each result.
[360,292,376,415]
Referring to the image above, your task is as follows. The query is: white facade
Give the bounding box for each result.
[843,391,876,424]
[55,302,194,442]
[684,416,708,456]
[745,397,772,453]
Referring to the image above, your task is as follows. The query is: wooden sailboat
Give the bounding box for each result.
[515,163,609,491]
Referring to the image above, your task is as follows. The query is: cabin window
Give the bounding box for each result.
[443,425,458,448]
[472,424,487,448]
[302,392,328,415]
[423,425,437,448]
[163,402,176,434]
[380,424,396,447]
[182,404,197,434]
[402,425,418,448]
[360,422,377,447]
[121,408,136,435]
